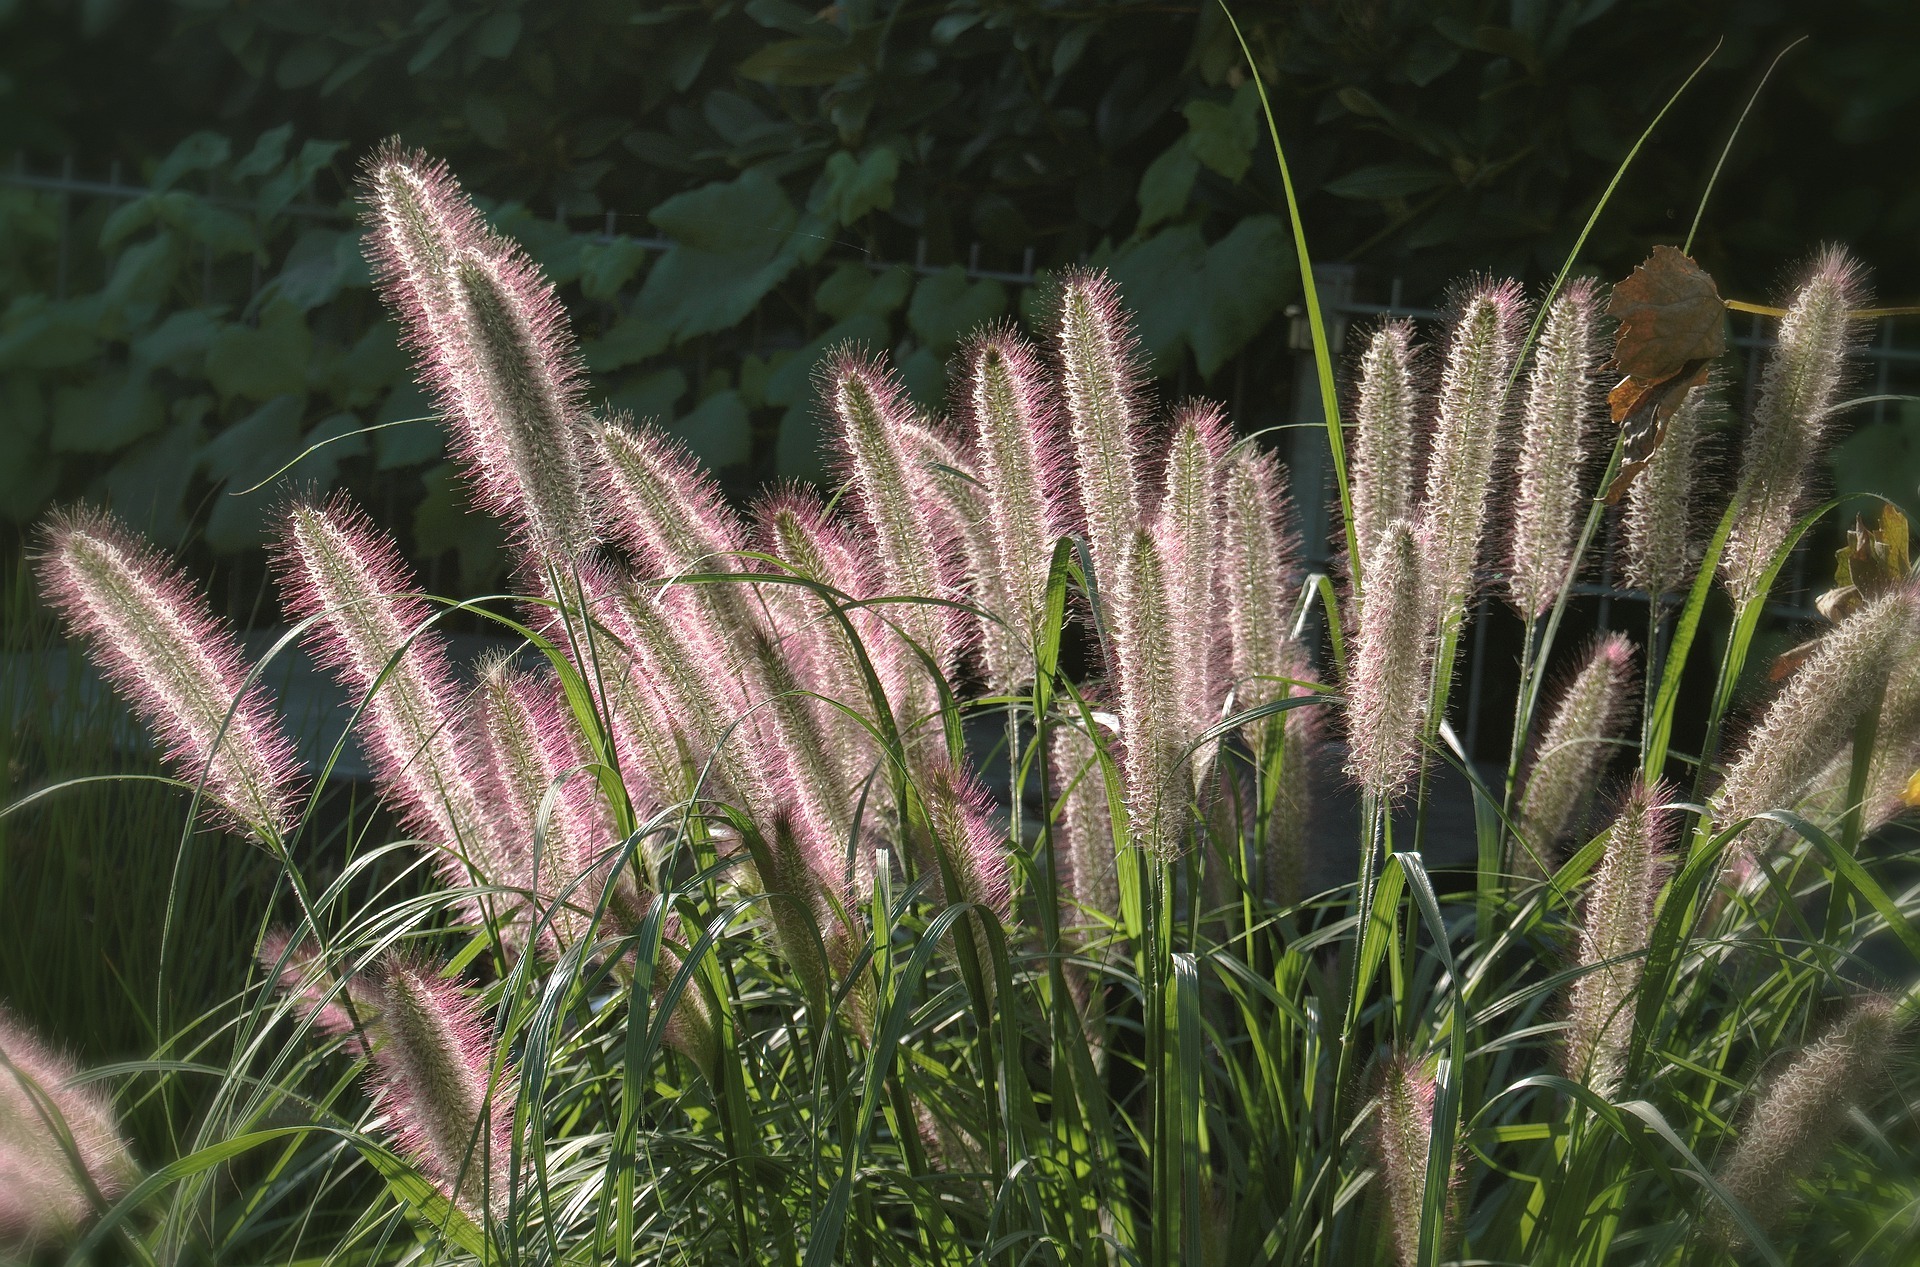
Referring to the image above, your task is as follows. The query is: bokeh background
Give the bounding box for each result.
[4,0,1920,1074]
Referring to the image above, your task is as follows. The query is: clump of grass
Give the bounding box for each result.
[5,147,1919,1267]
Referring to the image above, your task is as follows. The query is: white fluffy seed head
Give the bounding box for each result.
[1715,586,1919,845]
[1566,778,1673,1098]
[1722,249,1867,605]
[1116,529,1188,859]
[1509,280,1603,617]
[1344,521,1434,800]
[1418,281,1527,630]
[1351,321,1419,571]
[1712,997,1897,1245]
[1516,633,1637,870]
[1623,381,1718,597]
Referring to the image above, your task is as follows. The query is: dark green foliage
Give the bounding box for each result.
[4,1,1919,587]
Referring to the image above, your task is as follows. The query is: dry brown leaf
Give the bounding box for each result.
[1607,245,1726,378]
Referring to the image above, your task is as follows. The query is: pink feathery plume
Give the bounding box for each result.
[1115,528,1189,859]
[921,758,1011,919]
[368,959,516,1217]
[0,1009,137,1248]
[823,350,958,719]
[594,418,754,583]
[1051,270,1147,630]
[1417,278,1528,631]
[959,325,1069,678]
[258,928,382,1054]
[37,506,300,841]
[1375,1054,1458,1267]
[753,488,897,779]
[895,418,1004,683]
[532,562,690,828]
[361,145,593,560]
[1153,402,1232,762]
[478,657,635,955]
[274,497,511,915]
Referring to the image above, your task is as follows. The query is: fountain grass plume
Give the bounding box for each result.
[258,929,382,1054]
[1050,720,1119,939]
[362,146,592,560]
[897,419,1011,686]
[1418,279,1527,628]
[37,506,300,841]
[0,1010,136,1248]
[1624,380,1718,598]
[595,417,753,584]
[1376,1054,1453,1267]
[1344,521,1435,801]
[1116,528,1188,860]
[1711,997,1898,1245]
[477,655,632,955]
[274,496,505,905]
[1722,249,1866,605]
[1054,269,1146,627]
[1219,442,1319,889]
[921,758,1010,918]
[1351,320,1419,571]
[1517,633,1637,867]
[755,488,895,763]
[961,325,1068,672]
[1714,585,1918,845]
[1565,778,1674,1098]
[824,350,957,686]
[1155,402,1231,760]
[1510,279,1603,617]
[371,959,516,1217]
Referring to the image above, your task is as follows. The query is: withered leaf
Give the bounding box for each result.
[1603,357,1712,503]
[1607,245,1727,379]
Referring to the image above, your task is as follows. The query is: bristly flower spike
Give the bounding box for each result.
[1376,1054,1454,1267]
[275,498,507,908]
[37,507,299,841]
[1115,528,1188,859]
[1714,585,1918,846]
[0,1010,138,1248]
[1154,402,1231,762]
[824,350,957,706]
[1344,521,1435,801]
[962,326,1067,676]
[361,146,592,560]
[895,419,1012,685]
[370,959,517,1217]
[1509,280,1603,617]
[1418,279,1527,629]
[477,656,631,955]
[1722,249,1866,606]
[1054,270,1146,626]
[258,929,382,1054]
[1623,382,1717,598]
[1711,997,1898,1246]
[1516,633,1637,869]
[595,418,754,586]
[921,759,1011,918]
[1351,321,1419,571]
[1565,778,1674,1098]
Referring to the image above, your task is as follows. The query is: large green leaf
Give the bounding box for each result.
[672,389,751,468]
[642,170,819,342]
[1136,143,1200,232]
[1107,215,1295,376]
[737,37,866,86]
[414,460,506,589]
[205,301,311,401]
[809,149,900,227]
[50,367,165,454]
[907,265,1006,358]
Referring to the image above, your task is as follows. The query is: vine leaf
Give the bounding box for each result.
[1603,246,1726,501]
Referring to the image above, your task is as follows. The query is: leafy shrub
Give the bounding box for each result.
[8,144,1920,1265]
